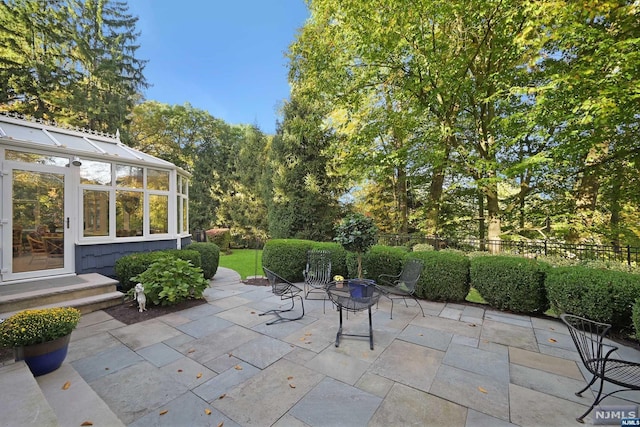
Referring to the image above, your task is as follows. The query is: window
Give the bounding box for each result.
[116,191,143,236]
[149,194,169,234]
[80,160,111,185]
[83,190,109,236]
[78,161,183,239]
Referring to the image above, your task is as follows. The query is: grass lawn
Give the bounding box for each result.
[219,249,263,279]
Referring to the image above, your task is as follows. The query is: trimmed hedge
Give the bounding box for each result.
[185,242,220,279]
[348,245,407,280]
[115,249,201,292]
[545,266,640,328]
[206,228,231,252]
[262,239,315,282]
[470,255,549,314]
[409,251,470,302]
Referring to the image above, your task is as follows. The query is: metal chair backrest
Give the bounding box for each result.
[560,313,611,374]
[398,259,424,293]
[304,250,332,288]
[263,267,297,297]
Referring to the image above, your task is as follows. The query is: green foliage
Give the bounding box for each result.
[131,255,208,306]
[0,307,81,347]
[334,213,379,278]
[545,267,640,329]
[266,93,341,241]
[185,242,220,279]
[412,243,435,252]
[409,251,470,302]
[262,239,315,282]
[470,256,549,314]
[352,245,407,281]
[0,0,146,133]
[206,228,231,253]
[115,249,201,292]
[633,299,640,339]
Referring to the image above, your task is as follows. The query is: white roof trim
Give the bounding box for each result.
[42,129,62,146]
[83,136,107,154]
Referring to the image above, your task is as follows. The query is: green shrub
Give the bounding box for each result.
[633,299,640,339]
[470,256,549,314]
[412,243,434,252]
[115,249,201,292]
[131,255,209,306]
[350,245,407,281]
[545,266,640,328]
[409,251,470,302]
[185,242,220,279]
[262,239,315,281]
[206,228,231,252]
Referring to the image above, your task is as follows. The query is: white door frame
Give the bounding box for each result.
[1,160,75,283]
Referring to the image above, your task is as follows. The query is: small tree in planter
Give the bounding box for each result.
[334,213,378,278]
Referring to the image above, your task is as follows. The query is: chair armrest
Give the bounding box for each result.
[378,273,400,287]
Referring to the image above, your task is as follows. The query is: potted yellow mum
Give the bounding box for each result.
[0,307,81,376]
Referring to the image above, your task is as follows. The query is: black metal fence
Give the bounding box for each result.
[377,234,640,266]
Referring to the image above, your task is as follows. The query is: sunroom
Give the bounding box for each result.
[0,113,191,284]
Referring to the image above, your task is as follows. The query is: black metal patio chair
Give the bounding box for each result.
[377,258,425,319]
[260,267,305,325]
[303,249,332,312]
[561,313,640,423]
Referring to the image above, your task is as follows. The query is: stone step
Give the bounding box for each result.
[37,363,125,426]
[0,273,122,317]
[0,361,59,426]
[0,291,124,319]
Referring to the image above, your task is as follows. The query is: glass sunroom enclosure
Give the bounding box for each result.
[0,113,191,283]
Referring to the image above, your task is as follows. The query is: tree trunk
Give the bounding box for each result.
[568,142,609,243]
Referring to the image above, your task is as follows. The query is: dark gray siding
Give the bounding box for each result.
[75,240,178,278]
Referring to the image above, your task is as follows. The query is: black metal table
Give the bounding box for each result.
[326,280,381,350]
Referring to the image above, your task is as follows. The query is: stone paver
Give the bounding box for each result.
[509,383,590,427]
[369,382,467,427]
[289,376,382,427]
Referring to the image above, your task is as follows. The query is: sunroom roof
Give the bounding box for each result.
[0,113,174,169]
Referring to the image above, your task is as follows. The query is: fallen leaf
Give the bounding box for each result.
[105,367,109,370]
[469,324,477,327]
[419,334,423,336]
[299,337,306,341]
[305,333,312,336]
[305,341,312,344]
[478,386,488,394]
[287,376,293,380]
[62,381,71,390]
[550,327,555,331]
[228,353,233,357]
[80,422,93,426]
[177,369,183,373]
[250,311,256,314]
[196,373,203,379]
[205,409,212,415]
[217,422,224,427]
[218,393,226,400]
[159,410,168,415]
[188,348,196,354]
[289,383,296,388]
[234,365,243,370]
[548,338,557,343]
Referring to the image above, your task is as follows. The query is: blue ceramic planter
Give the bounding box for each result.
[14,334,71,377]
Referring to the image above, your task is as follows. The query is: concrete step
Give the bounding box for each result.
[37,363,125,426]
[0,361,59,426]
[0,291,124,319]
[0,273,123,318]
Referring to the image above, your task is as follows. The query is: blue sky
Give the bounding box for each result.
[127,1,310,135]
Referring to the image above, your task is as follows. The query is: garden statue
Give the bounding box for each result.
[134,283,147,312]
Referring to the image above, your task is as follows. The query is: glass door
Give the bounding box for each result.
[5,164,72,280]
